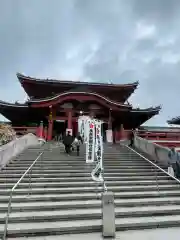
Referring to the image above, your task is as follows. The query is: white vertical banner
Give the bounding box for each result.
[78,116,90,143]
[86,119,95,163]
[78,117,82,134]
[84,116,90,143]
[95,120,103,167]
[91,119,103,182]
[80,119,84,139]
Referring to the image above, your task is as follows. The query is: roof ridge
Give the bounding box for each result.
[131,105,161,113]
[16,72,139,87]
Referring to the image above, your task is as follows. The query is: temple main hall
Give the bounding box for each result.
[0,73,160,141]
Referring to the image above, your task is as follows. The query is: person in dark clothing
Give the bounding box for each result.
[63,131,74,154]
[129,129,134,147]
[168,147,180,178]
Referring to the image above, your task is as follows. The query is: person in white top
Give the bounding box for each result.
[72,133,83,156]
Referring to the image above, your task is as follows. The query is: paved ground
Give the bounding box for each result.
[8,228,180,240]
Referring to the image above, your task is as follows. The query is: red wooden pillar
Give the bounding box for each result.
[47,106,54,141]
[108,109,112,130]
[72,120,78,136]
[67,110,72,129]
[47,120,53,141]
[44,127,48,141]
[66,108,73,135]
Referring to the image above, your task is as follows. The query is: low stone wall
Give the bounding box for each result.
[134,135,170,168]
[0,133,40,169]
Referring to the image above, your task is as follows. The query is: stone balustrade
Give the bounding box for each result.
[134,135,171,168]
[0,133,40,169]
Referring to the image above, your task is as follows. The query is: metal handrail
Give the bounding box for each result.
[3,151,44,240]
[126,145,180,184]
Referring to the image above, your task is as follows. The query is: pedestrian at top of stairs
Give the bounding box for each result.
[63,131,74,155]
[168,148,180,178]
[168,148,180,164]
[72,133,83,156]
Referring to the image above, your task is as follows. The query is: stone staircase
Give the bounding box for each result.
[1,143,180,238]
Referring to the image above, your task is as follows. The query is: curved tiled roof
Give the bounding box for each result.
[131,106,161,113]
[0,100,28,108]
[17,72,139,88]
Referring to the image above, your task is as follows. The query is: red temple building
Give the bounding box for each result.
[0,73,160,141]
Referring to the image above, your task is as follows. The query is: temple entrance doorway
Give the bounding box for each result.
[53,119,79,139]
[53,120,66,139]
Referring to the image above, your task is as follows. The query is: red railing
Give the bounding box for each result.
[135,130,180,150]
[137,130,180,141]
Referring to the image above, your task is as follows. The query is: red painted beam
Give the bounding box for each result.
[30,93,125,111]
[48,116,109,123]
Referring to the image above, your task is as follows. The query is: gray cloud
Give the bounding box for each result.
[0,0,180,125]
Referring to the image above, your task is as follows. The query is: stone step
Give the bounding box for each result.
[2,194,180,207]
[0,180,176,189]
[5,165,154,170]
[2,205,180,224]
[3,167,159,172]
[8,162,150,167]
[2,168,163,173]
[0,175,170,183]
[11,155,146,159]
[2,197,180,212]
[21,153,134,156]
[1,219,101,237]
[0,172,166,178]
[2,190,180,202]
[3,215,180,238]
[10,160,148,165]
[13,155,142,158]
[0,185,179,195]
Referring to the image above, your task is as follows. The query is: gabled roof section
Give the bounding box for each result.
[167,116,180,125]
[0,100,28,108]
[131,106,161,113]
[126,106,161,129]
[17,73,138,103]
[17,72,138,88]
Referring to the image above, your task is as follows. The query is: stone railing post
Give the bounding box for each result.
[102,191,115,237]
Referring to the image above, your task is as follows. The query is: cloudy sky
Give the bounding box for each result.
[0,0,180,126]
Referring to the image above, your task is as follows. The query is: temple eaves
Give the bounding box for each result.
[16,72,139,88]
